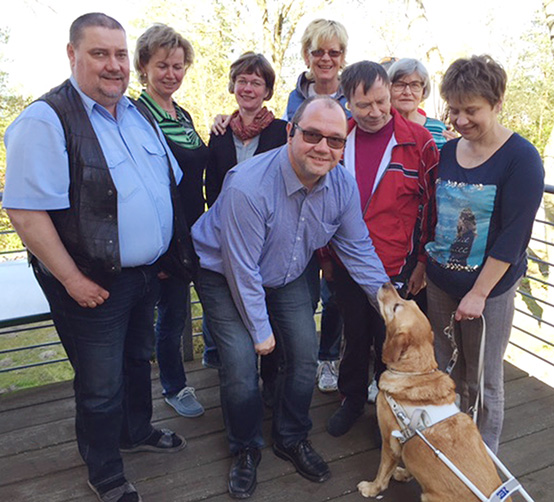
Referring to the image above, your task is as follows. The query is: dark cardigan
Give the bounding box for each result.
[205,119,288,207]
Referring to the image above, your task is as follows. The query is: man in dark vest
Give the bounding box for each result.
[3,13,192,502]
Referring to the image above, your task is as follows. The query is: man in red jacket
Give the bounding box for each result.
[326,60,439,436]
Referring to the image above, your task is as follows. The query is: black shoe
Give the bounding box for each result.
[273,440,330,482]
[228,447,262,499]
[327,401,364,437]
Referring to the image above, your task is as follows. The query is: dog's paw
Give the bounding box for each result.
[357,481,382,498]
[392,466,412,482]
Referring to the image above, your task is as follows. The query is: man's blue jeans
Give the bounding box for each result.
[304,255,343,361]
[197,268,318,453]
[156,275,190,396]
[33,262,159,491]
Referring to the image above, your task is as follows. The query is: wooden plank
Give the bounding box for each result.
[0,361,217,431]
[504,374,554,409]
[498,426,554,481]
[0,394,341,487]
[519,465,554,502]
[0,370,339,457]
[0,379,74,412]
[503,360,529,382]
[502,394,554,442]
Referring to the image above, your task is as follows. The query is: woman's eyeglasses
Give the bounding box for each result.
[235,78,265,89]
[391,80,424,93]
[293,124,346,150]
[310,49,343,59]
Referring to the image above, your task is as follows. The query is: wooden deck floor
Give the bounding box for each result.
[1,360,553,501]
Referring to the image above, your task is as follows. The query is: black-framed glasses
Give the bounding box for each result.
[293,124,346,150]
[310,48,343,59]
[391,80,424,93]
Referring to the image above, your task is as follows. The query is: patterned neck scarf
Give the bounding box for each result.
[229,107,275,141]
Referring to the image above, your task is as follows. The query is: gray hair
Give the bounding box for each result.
[388,58,431,100]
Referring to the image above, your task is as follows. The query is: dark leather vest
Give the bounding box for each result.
[39,80,197,288]
[39,80,120,288]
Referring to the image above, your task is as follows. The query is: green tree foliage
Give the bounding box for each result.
[0,28,31,254]
[128,0,333,140]
[503,15,554,158]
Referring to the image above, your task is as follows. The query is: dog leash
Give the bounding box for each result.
[443,312,486,423]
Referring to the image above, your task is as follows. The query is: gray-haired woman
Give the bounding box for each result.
[388,57,454,150]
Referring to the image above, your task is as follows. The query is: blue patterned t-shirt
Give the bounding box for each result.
[426,133,544,298]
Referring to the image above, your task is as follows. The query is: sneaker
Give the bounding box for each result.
[316,360,338,393]
[327,400,364,437]
[165,386,205,418]
[88,481,142,502]
[367,379,379,404]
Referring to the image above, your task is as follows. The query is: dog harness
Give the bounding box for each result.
[384,392,459,444]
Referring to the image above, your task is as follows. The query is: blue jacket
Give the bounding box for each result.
[285,72,350,120]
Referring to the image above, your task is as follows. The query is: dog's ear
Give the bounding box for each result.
[382,329,411,364]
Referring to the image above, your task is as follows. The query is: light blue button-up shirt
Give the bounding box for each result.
[3,77,182,267]
[192,145,389,344]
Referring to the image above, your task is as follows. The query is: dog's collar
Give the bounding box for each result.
[387,368,437,377]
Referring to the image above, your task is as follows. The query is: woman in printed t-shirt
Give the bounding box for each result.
[425,55,544,453]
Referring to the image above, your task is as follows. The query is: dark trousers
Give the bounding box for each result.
[333,262,386,410]
[156,275,190,396]
[34,262,159,491]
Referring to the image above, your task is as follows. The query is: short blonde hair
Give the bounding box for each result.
[301,19,348,66]
[134,24,194,86]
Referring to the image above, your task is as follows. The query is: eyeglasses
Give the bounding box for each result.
[235,77,266,89]
[391,80,424,93]
[310,48,343,59]
[293,124,346,150]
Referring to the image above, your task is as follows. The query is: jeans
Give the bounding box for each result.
[426,278,519,453]
[156,275,190,396]
[34,262,159,491]
[333,262,386,410]
[197,267,318,452]
[319,278,343,361]
[304,255,343,361]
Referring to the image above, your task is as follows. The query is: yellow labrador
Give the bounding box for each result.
[357,282,508,502]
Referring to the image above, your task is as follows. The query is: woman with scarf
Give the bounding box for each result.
[205,52,287,207]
